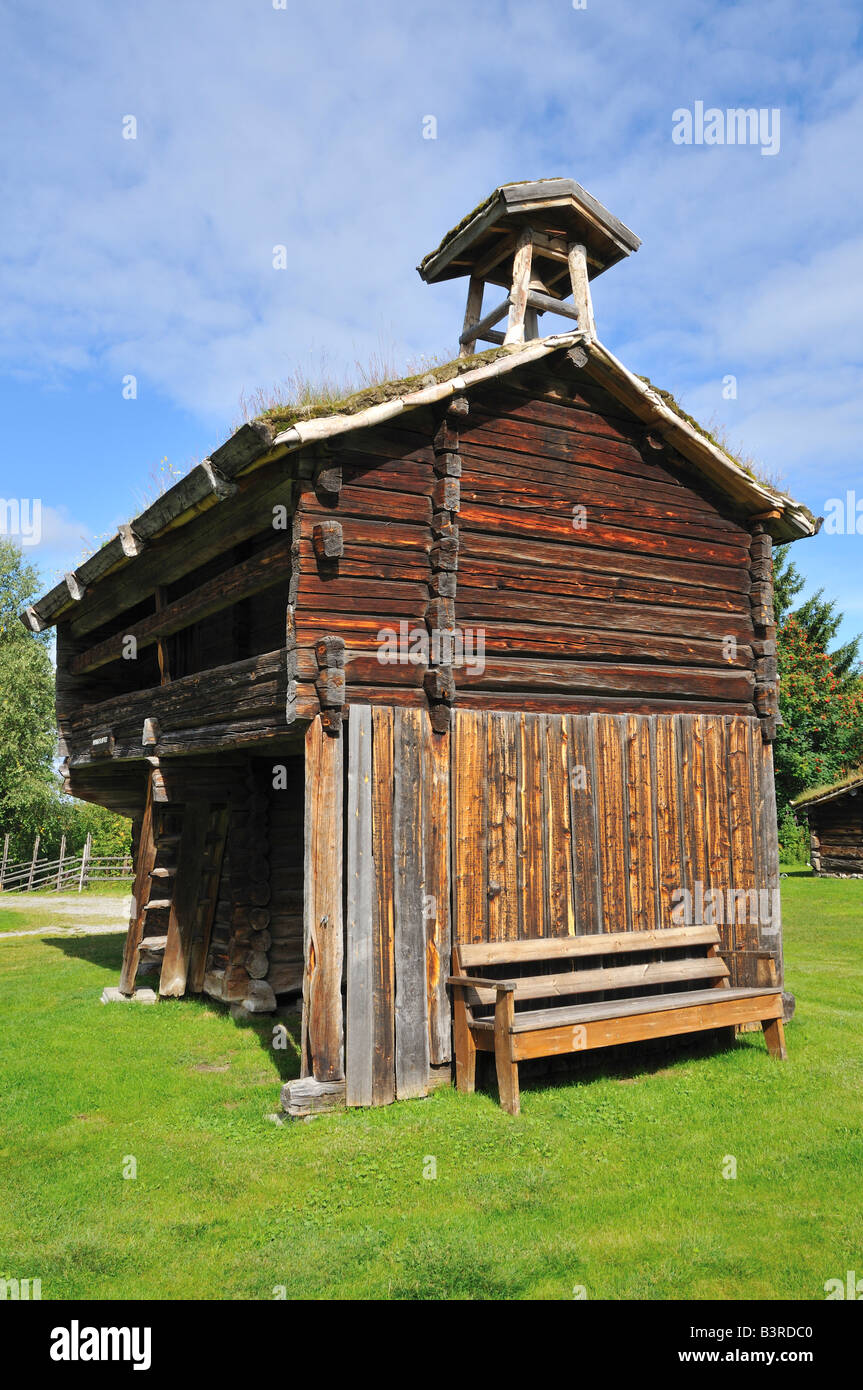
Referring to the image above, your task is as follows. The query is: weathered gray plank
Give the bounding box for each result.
[393,708,430,1099]
[346,705,374,1107]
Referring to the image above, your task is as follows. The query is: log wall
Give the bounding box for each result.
[56,364,768,774]
[454,379,757,714]
[808,799,863,876]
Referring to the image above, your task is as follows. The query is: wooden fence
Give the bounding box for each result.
[0,833,132,894]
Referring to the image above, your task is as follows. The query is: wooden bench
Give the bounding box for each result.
[448,926,786,1115]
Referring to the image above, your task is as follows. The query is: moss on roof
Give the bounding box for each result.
[792,769,863,809]
[256,350,815,529]
[257,346,514,434]
[636,374,817,525]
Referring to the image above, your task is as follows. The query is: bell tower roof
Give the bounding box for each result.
[418,178,640,355]
[418,178,640,285]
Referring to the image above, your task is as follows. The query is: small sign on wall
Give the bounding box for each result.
[90,729,115,758]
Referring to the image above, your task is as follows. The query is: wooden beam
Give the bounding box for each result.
[458,276,485,358]
[118,773,157,994]
[473,328,506,346]
[302,716,345,1082]
[528,228,570,263]
[393,708,430,1098]
[458,294,510,348]
[566,242,596,338]
[504,229,533,345]
[474,230,517,279]
[370,707,396,1105]
[525,289,581,321]
[280,1077,346,1117]
[159,800,210,997]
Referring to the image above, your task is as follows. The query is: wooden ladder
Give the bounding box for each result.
[118,773,228,997]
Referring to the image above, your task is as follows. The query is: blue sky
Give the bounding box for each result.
[1,0,861,643]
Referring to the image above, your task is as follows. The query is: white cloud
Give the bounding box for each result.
[0,0,860,517]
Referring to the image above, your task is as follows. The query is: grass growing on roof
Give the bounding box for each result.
[243,346,513,435]
[792,767,863,808]
[635,374,804,503]
[0,871,861,1299]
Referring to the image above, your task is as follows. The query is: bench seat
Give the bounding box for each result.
[448,925,787,1114]
[469,984,782,1033]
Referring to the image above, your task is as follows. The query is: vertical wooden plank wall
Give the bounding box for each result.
[341,705,451,1106]
[450,710,780,983]
[324,705,782,1106]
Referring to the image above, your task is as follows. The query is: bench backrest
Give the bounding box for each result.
[452,926,729,1014]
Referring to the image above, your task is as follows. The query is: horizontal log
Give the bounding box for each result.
[463,438,734,520]
[300,486,431,526]
[67,649,286,738]
[458,530,749,594]
[453,564,745,614]
[458,473,744,538]
[451,622,752,669]
[525,288,580,321]
[267,962,303,994]
[457,499,748,566]
[453,590,751,644]
[456,657,754,701]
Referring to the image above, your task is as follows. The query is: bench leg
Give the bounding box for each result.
[452,994,477,1094]
[762,1016,787,1060]
[494,992,520,1115]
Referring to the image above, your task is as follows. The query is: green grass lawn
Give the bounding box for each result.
[1,872,861,1300]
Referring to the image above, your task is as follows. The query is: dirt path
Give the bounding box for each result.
[0,892,130,938]
[0,924,127,939]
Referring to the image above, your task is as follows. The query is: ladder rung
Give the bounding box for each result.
[139,935,167,952]
[143,899,172,912]
[149,867,176,878]
[157,833,182,846]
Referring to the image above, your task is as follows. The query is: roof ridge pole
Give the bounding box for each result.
[459,276,484,357]
[503,228,534,344]
[566,242,596,339]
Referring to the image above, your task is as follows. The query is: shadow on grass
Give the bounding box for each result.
[196,996,303,1084]
[43,938,751,1104]
[44,932,302,1084]
[472,1025,743,1103]
[45,931,125,972]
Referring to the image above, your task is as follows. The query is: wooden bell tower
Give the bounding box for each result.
[418,178,640,356]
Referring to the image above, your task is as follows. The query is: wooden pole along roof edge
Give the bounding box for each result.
[20,332,818,634]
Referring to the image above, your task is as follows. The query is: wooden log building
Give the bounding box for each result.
[23,180,818,1114]
[794,773,863,878]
